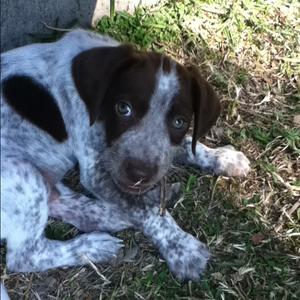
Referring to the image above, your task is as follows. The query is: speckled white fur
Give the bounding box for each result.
[1,29,250,298]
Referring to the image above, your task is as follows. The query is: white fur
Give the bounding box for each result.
[1,29,250,297]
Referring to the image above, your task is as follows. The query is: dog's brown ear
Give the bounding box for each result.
[188,65,221,154]
[72,45,135,125]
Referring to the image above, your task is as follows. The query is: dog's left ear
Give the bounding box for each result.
[188,65,221,154]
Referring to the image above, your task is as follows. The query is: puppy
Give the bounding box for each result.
[0,30,250,292]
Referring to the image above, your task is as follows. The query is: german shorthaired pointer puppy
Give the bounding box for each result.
[1,30,250,290]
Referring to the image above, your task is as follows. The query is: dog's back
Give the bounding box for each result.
[1,30,119,178]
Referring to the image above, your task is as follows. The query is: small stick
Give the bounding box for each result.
[81,254,111,283]
[159,177,166,216]
[110,0,116,18]
[41,22,71,32]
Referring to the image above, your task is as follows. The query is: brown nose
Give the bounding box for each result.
[123,159,158,184]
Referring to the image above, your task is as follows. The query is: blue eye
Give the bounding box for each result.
[116,101,132,117]
[172,116,186,129]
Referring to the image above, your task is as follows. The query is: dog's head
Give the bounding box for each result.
[72,45,220,194]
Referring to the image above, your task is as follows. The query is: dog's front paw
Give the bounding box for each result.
[163,233,210,282]
[213,146,250,177]
[78,232,123,263]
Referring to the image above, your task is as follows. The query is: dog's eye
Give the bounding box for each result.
[116,101,132,117]
[172,116,186,129]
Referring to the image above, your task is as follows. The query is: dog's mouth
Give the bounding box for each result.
[113,178,153,195]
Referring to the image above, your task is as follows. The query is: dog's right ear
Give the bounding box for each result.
[72,45,135,125]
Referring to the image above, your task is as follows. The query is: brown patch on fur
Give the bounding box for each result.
[166,64,194,145]
[2,75,68,142]
[72,45,134,125]
[100,51,165,145]
[165,63,220,150]
[188,65,220,154]
[162,56,172,73]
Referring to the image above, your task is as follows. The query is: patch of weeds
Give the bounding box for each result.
[121,263,185,300]
[97,7,182,51]
[211,70,228,90]
[259,160,278,173]
[227,99,240,119]
[241,194,261,206]
[185,174,198,193]
[45,221,78,241]
[247,124,300,155]
[282,128,300,154]
[236,68,250,85]
[247,126,274,146]
[288,93,300,111]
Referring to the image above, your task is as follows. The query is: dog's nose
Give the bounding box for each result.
[123,159,158,184]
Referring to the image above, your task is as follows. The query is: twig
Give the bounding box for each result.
[200,5,226,15]
[110,0,116,18]
[24,274,34,300]
[41,22,72,32]
[159,177,166,216]
[81,254,111,283]
[273,172,300,193]
[209,176,220,207]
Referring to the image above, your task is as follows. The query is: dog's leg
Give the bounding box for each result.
[175,136,250,177]
[140,207,210,281]
[124,188,210,281]
[48,182,132,233]
[50,182,208,281]
[49,181,181,232]
[1,159,123,272]
[1,283,10,300]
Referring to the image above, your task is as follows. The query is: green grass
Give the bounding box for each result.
[1,0,299,299]
[247,125,300,155]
